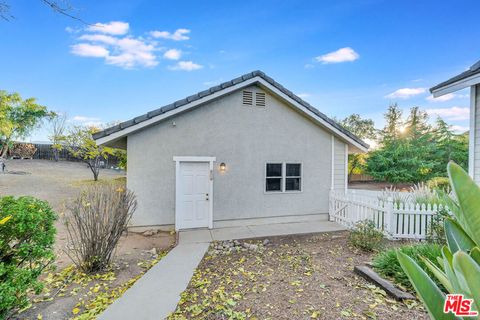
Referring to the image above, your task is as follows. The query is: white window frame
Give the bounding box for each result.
[264,162,303,193]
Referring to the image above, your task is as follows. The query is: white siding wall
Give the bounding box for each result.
[333,137,347,191]
[474,84,480,183]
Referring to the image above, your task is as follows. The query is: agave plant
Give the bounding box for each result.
[397,162,480,319]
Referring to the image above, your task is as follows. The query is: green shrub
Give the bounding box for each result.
[348,220,384,252]
[426,207,449,245]
[372,243,442,291]
[0,196,57,318]
[426,176,450,192]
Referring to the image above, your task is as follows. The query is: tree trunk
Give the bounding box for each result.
[0,144,9,158]
[86,158,100,181]
[53,149,59,162]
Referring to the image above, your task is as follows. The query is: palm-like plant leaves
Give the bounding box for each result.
[397,252,455,320]
[452,251,480,312]
[444,218,476,253]
[447,162,480,246]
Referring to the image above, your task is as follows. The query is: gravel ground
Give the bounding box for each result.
[170,231,428,320]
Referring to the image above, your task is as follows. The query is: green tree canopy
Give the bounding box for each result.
[0,90,54,157]
[63,126,114,181]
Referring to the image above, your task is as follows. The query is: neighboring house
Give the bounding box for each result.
[430,60,480,184]
[94,71,368,230]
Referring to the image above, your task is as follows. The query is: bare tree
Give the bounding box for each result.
[0,2,13,21]
[48,112,67,161]
[1,0,88,24]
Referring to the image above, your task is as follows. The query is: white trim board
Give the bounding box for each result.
[469,85,476,178]
[173,156,216,230]
[97,76,368,153]
[432,73,480,97]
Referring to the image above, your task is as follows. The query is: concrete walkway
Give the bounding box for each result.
[98,242,209,320]
[99,220,345,319]
[179,220,346,243]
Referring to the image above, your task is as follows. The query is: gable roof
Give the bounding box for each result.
[93,70,369,152]
[430,60,480,96]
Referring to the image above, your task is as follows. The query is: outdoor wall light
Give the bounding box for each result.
[219,162,226,172]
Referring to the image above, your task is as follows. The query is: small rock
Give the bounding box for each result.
[263,239,270,246]
[143,230,156,236]
[148,248,157,256]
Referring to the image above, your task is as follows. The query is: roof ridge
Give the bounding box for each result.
[470,60,480,71]
[93,70,368,149]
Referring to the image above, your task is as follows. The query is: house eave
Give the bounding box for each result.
[430,72,480,97]
[95,72,369,153]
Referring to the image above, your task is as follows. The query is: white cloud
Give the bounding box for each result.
[426,93,456,102]
[163,49,182,60]
[315,47,359,64]
[450,125,469,133]
[87,21,130,35]
[70,43,109,57]
[78,34,118,45]
[70,115,103,127]
[69,23,199,69]
[73,33,158,68]
[385,87,426,99]
[297,93,311,99]
[425,106,470,121]
[168,60,203,71]
[105,37,158,68]
[426,93,469,102]
[150,28,190,41]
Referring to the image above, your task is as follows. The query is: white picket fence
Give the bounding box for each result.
[329,190,445,240]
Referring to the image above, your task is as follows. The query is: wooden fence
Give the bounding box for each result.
[329,190,442,240]
[13,142,122,167]
[349,174,375,182]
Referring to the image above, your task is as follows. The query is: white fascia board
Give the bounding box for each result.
[432,73,480,97]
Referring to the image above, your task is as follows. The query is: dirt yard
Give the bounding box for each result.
[170,232,427,320]
[0,159,176,319]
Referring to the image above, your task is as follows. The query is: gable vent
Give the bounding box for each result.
[255,92,266,107]
[242,91,253,105]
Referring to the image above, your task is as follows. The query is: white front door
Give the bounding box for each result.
[176,161,211,230]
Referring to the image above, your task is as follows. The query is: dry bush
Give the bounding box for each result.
[65,183,137,272]
[10,143,37,158]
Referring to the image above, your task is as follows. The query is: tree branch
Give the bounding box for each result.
[40,0,90,25]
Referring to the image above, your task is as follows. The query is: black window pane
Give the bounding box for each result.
[266,163,282,177]
[286,163,301,176]
[266,178,282,191]
[286,178,301,191]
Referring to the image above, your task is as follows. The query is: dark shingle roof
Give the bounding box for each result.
[93,70,368,149]
[430,60,480,93]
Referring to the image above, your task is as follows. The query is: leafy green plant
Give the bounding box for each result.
[65,183,137,273]
[372,244,442,291]
[348,220,384,252]
[426,177,451,193]
[0,196,57,318]
[426,207,449,245]
[398,162,480,319]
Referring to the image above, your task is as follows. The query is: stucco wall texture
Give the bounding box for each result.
[127,85,347,227]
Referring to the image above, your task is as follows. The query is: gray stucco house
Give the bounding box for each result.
[430,60,480,184]
[94,71,368,230]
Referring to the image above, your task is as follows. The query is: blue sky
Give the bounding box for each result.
[1,0,478,141]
